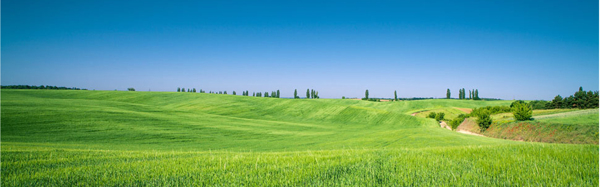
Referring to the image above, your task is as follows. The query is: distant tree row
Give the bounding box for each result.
[543,87,599,109]
[456,88,480,100]
[1,85,87,90]
[305,89,319,99]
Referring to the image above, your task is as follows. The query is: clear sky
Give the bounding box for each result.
[3,0,598,100]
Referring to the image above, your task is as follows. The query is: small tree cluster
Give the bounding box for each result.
[306,89,319,99]
[511,100,532,121]
[476,112,492,132]
[548,87,599,109]
[457,88,480,100]
[427,112,445,122]
[127,88,135,91]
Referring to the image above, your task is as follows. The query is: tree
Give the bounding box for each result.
[182,88,185,93]
[315,91,319,99]
[469,90,472,99]
[127,88,135,91]
[264,92,269,97]
[512,101,532,121]
[551,95,563,109]
[192,88,196,93]
[395,90,398,101]
[306,89,310,99]
[427,112,436,118]
[177,87,181,92]
[311,89,315,99]
[277,90,280,98]
[435,112,445,122]
[224,91,227,94]
[474,89,479,100]
[294,89,298,99]
[233,91,236,95]
[477,112,493,132]
[446,89,450,99]
[365,89,369,99]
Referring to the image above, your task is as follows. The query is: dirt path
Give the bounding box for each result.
[411,113,417,116]
[439,121,451,130]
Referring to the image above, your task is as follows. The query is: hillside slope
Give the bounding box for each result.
[2,89,514,151]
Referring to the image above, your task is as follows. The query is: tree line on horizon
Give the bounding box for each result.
[451,88,480,100]
[1,85,87,90]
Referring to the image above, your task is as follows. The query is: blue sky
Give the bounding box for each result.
[3,0,598,100]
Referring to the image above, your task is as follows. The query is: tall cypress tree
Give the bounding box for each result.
[365,89,369,99]
[294,89,298,99]
[446,89,451,99]
[306,89,310,99]
[277,90,280,98]
[394,90,398,101]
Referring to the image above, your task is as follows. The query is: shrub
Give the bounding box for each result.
[127,88,135,91]
[427,112,437,119]
[435,112,445,121]
[512,101,532,121]
[477,112,492,132]
[449,117,464,130]
[342,96,345,99]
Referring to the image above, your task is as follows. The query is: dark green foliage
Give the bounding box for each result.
[529,100,550,110]
[294,89,298,99]
[342,96,345,99]
[192,88,196,93]
[365,89,369,100]
[224,91,227,95]
[449,116,466,130]
[233,91,236,95]
[435,112,445,121]
[277,90,280,98]
[306,89,310,99]
[177,88,181,92]
[127,88,135,91]
[427,112,437,119]
[1,85,86,90]
[512,101,532,121]
[470,106,511,117]
[510,100,525,108]
[551,95,563,108]
[476,112,493,132]
[446,89,450,99]
[395,90,398,101]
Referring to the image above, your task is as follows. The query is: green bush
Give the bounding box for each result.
[512,101,532,121]
[449,117,463,130]
[477,112,493,132]
[435,112,445,121]
[427,112,437,119]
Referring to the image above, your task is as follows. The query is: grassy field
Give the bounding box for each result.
[2,90,598,186]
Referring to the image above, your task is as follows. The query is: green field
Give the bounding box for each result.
[2,90,598,186]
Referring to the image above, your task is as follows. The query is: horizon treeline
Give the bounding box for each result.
[529,87,599,109]
[1,85,87,90]
[455,88,480,100]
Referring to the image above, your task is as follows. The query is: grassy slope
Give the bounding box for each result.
[475,109,600,144]
[1,90,598,186]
